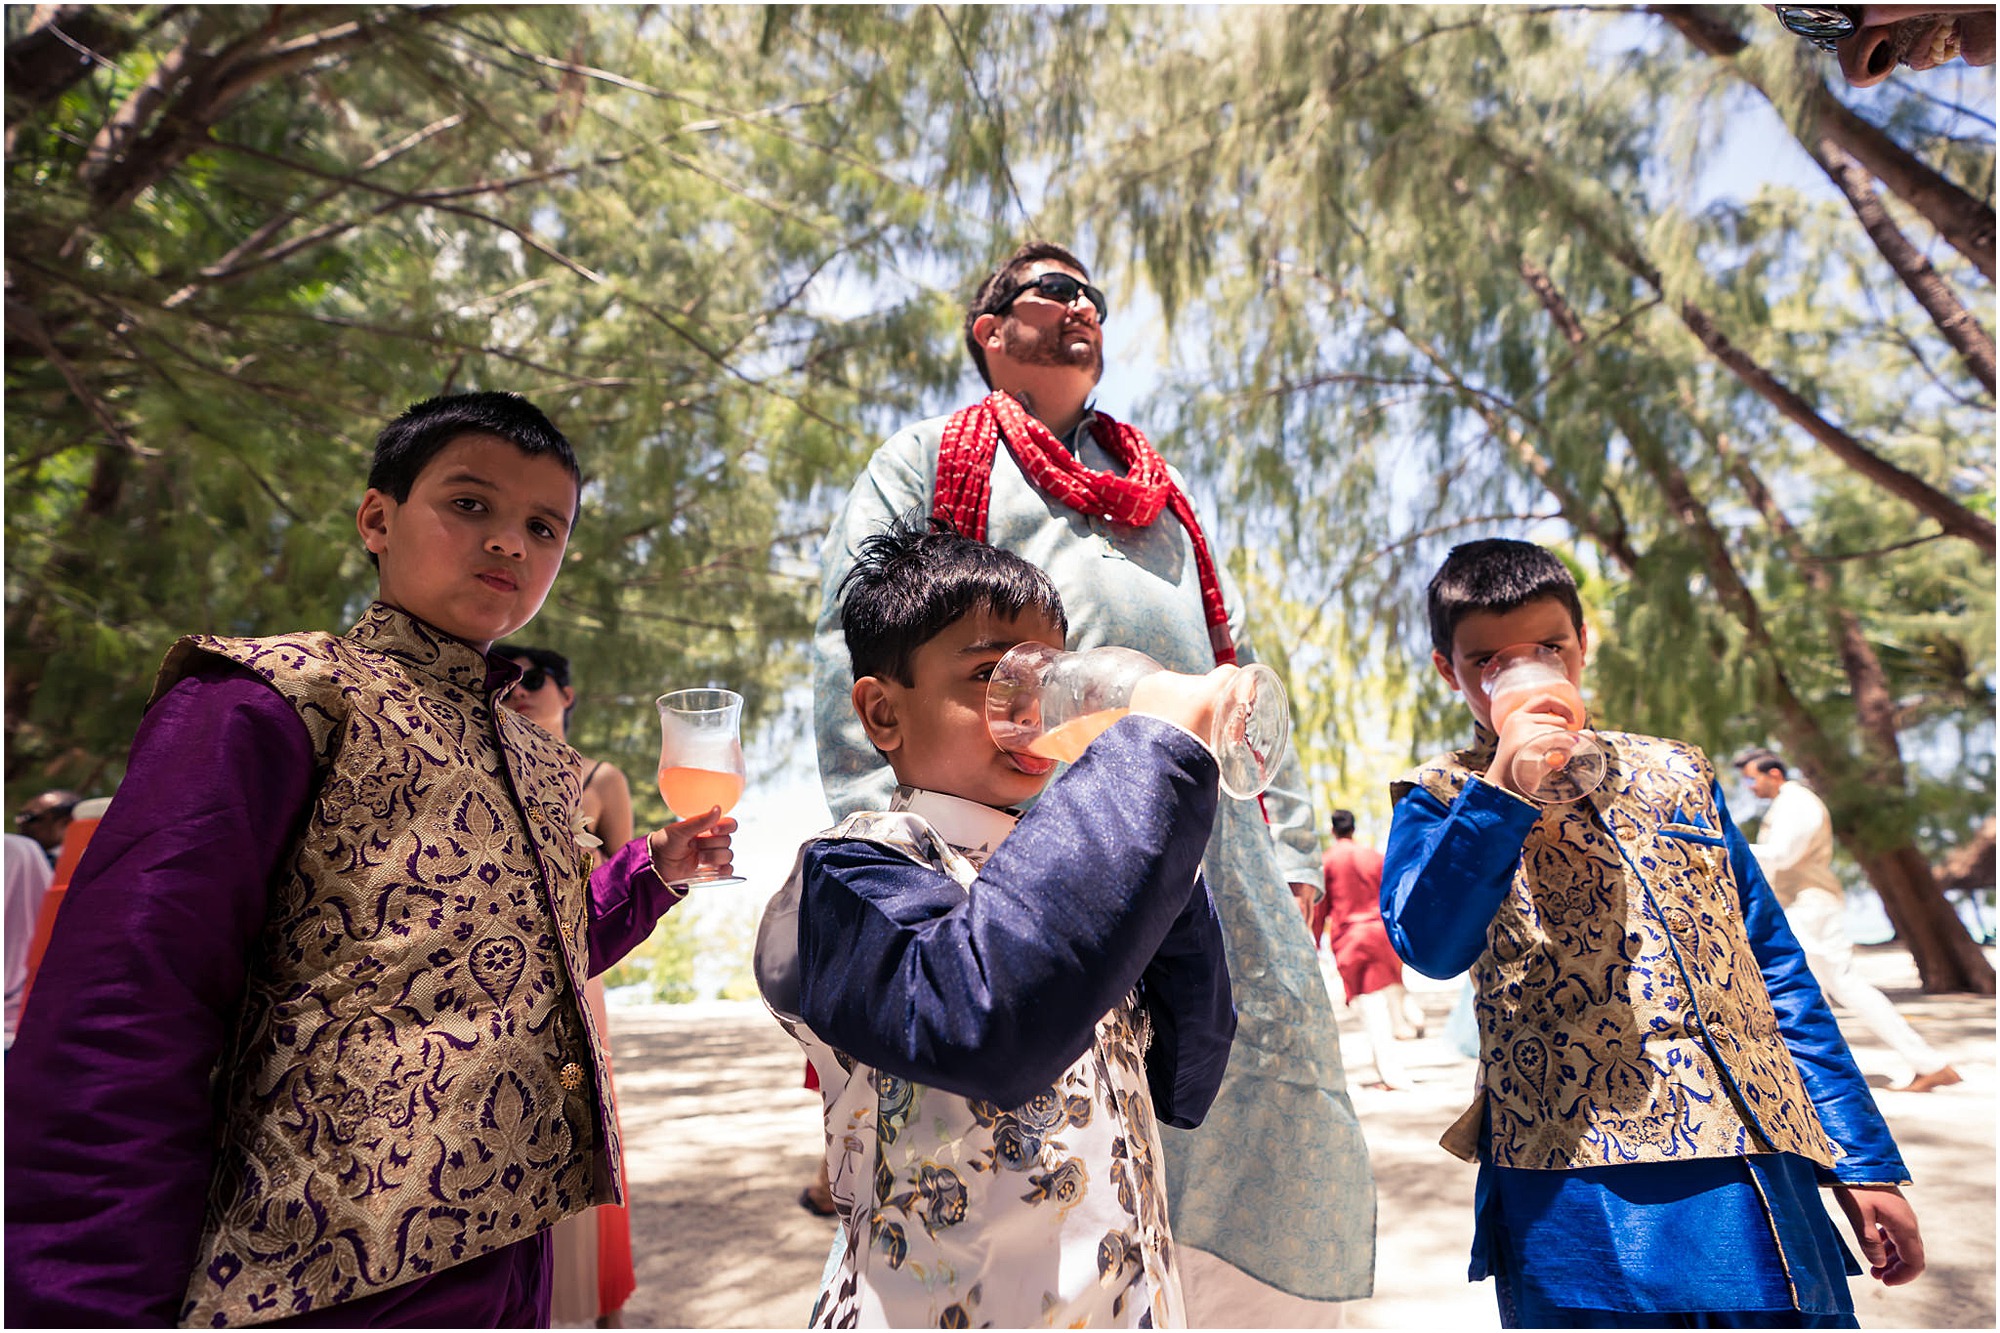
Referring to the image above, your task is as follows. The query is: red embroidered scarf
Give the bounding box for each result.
[932,391,1237,665]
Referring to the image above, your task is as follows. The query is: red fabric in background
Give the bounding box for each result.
[1320,840,1402,1002]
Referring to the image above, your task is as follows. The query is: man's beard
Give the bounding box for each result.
[1000,318,1102,378]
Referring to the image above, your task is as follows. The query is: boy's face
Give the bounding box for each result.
[1431,597,1588,733]
[357,433,579,654]
[852,606,1067,811]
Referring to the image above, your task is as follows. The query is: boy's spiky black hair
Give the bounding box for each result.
[1426,538,1584,659]
[839,512,1067,685]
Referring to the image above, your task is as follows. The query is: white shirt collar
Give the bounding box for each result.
[890,787,1019,867]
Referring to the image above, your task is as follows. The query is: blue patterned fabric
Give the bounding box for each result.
[1382,732,1907,1319]
[813,414,1377,1301]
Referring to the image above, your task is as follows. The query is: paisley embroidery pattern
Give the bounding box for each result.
[1399,731,1838,1172]
[154,605,611,1327]
[769,811,1183,1328]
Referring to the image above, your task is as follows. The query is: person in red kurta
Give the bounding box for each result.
[1317,810,1421,1090]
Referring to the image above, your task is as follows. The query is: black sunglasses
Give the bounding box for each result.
[1774,5,1863,51]
[514,665,564,693]
[992,272,1109,322]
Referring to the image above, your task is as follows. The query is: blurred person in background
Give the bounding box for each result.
[1735,748,1961,1094]
[14,789,80,868]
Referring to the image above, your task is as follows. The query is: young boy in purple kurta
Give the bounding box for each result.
[5,393,735,1327]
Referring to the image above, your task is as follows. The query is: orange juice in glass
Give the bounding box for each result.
[655,687,746,886]
[1478,647,1606,803]
[985,643,1290,800]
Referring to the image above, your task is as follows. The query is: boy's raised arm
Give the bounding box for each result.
[4,663,315,1326]
[798,716,1220,1108]
[1381,780,1540,978]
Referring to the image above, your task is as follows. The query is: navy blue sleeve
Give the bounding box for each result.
[1136,872,1234,1128]
[1716,781,1909,1186]
[796,715,1221,1108]
[1381,779,1540,978]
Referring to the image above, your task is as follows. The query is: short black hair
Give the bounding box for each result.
[839,513,1067,686]
[963,241,1091,389]
[1426,539,1585,659]
[495,642,574,729]
[368,391,580,505]
[1733,747,1787,778]
[1329,809,1357,837]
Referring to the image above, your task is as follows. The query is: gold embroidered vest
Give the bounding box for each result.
[151,605,617,1327]
[1394,731,1838,1172]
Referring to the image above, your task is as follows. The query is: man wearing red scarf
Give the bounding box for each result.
[812,243,1376,1325]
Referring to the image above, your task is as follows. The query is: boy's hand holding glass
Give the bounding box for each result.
[985,643,1291,799]
[1479,646,1607,804]
[645,807,737,892]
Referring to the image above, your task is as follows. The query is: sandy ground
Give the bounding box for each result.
[601,945,1994,1329]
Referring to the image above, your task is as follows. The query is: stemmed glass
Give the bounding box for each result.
[984,643,1291,800]
[1479,647,1607,804]
[655,687,746,887]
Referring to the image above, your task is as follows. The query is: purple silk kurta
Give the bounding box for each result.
[6,659,682,1327]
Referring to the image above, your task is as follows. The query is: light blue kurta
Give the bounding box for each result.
[811,412,1377,1301]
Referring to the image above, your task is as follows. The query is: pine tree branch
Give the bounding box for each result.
[1648,4,1995,281]
[1476,126,1997,557]
[1813,138,1996,393]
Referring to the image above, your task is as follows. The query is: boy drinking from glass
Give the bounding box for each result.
[755,517,1237,1328]
[1381,538,1922,1328]
[6,392,733,1327]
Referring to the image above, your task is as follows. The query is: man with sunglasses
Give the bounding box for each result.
[1772,5,1993,85]
[14,790,81,867]
[812,243,1376,1326]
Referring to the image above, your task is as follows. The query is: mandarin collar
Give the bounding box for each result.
[890,786,1020,867]
[343,602,516,696]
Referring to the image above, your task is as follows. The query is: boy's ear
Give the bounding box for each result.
[1576,621,1590,662]
[1431,649,1462,693]
[356,489,393,554]
[972,312,1002,353]
[850,676,903,754]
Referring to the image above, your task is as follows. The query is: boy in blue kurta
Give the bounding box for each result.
[756,518,1236,1327]
[1382,539,1924,1328]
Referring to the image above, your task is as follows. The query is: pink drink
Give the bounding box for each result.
[1488,675,1586,733]
[657,766,745,817]
[1025,708,1130,763]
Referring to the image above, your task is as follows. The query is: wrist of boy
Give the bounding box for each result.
[645,830,690,901]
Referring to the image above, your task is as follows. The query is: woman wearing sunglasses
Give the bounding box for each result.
[497,642,637,1328]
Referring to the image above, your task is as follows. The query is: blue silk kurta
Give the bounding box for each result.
[812,412,1376,1302]
[1383,755,1905,1319]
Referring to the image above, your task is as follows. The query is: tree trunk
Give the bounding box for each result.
[1650,5,1996,280]
[1813,139,1996,393]
[1477,130,1998,555]
[1853,843,1996,994]
[1521,258,1996,993]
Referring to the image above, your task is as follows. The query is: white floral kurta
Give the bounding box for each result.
[761,793,1185,1328]
[812,413,1377,1301]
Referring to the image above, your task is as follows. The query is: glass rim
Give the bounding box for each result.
[655,687,743,715]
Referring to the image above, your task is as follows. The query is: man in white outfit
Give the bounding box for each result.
[1734,748,1961,1093]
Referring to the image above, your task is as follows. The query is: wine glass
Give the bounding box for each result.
[985,643,1291,800]
[655,687,746,887]
[1478,647,1607,804]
